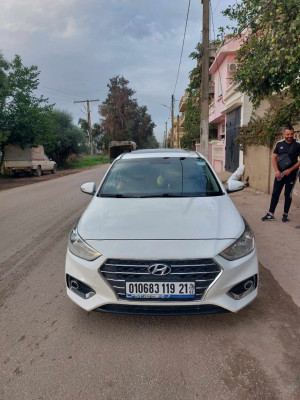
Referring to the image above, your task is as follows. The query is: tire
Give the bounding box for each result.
[35,166,42,177]
[51,165,57,174]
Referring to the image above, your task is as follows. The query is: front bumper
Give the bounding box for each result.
[65,246,258,314]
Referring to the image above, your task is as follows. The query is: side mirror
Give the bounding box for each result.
[81,182,96,196]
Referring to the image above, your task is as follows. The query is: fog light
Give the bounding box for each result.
[66,274,96,299]
[227,275,258,300]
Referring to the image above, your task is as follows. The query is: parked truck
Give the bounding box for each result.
[4,144,57,176]
[108,141,137,163]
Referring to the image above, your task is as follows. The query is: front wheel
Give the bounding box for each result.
[51,165,57,174]
[35,166,41,177]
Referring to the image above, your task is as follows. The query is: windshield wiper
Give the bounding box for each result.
[99,194,140,198]
[139,193,182,198]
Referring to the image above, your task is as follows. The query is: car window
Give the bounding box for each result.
[99,157,223,198]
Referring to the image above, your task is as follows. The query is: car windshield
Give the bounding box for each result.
[98,157,224,198]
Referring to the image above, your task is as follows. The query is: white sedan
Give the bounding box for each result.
[65,149,258,315]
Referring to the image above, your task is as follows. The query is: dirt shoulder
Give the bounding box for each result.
[0,164,109,191]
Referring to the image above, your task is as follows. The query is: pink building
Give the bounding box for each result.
[209,35,252,173]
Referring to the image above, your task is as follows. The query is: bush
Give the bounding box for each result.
[66,153,82,164]
[66,155,109,169]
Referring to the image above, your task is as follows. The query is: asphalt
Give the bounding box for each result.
[218,171,300,307]
[1,168,299,307]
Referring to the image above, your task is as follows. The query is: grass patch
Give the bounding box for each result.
[67,155,109,169]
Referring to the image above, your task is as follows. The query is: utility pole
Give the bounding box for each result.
[165,121,168,148]
[177,115,180,149]
[161,97,175,147]
[200,0,209,158]
[171,94,174,148]
[74,99,99,155]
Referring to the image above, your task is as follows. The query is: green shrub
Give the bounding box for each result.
[67,155,109,169]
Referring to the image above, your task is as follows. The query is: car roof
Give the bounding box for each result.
[120,148,205,160]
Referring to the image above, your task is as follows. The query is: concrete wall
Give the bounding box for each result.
[208,140,225,172]
[244,145,273,193]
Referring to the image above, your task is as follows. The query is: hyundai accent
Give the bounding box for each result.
[65,149,258,315]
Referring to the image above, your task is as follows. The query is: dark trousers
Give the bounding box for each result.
[269,171,298,214]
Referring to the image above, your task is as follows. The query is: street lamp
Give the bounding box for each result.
[161,101,174,148]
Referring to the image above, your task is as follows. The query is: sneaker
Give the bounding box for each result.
[282,214,289,222]
[261,213,274,221]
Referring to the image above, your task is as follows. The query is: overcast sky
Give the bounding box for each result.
[0,0,237,144]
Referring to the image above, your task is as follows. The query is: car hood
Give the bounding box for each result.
[77,195,244,240]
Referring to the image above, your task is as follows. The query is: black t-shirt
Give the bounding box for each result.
[274,139,300,166]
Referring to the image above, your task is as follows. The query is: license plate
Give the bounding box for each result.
[125,281,195,299]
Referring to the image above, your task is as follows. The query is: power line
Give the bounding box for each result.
[173,0,191,96]
[39,85,83,100]
[210,1,218,42]
[34,90,76,104]
[212,0,222,14]
[35,88,77,102]
[77,106,88,117]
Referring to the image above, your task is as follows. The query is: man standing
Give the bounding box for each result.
[262,125,300,222]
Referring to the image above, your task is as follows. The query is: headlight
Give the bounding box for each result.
[219,219,254,261]
[68,224,101,261]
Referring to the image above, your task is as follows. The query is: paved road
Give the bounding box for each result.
[1,167,299,400]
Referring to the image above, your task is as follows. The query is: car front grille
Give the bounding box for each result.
[99,259,221,301]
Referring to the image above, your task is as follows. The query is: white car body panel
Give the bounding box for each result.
[85,239,235,260]
[78,196,244,240]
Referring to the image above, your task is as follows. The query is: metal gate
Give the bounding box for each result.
[225,107,241,172]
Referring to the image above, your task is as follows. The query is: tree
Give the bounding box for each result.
[0,52,96,171]
[5,55,53,145]
[222,0,300,147]
[99,76,137,141]
[0,54,54,171]
[99,76,157,148]
[78,118,106,153]
[45,110,88,166]
[0,53,10,169]
[0,52,9,88]
[183,44,202,148]
[145,134,159,149]
[131,105,156,149]
[180,132,196,150]
[91,122,106,152]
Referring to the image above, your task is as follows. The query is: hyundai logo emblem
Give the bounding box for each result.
[148,263,172,275]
